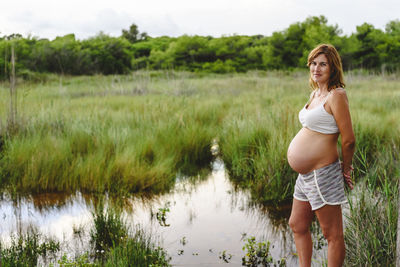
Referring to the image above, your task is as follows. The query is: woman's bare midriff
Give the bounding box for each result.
[287,127,339,174]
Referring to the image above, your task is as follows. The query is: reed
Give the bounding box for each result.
[0,71,398,199]
[89,199,171,266]
[0,204,171,267]
[0,226,60,266]
[0,70,398,266]
[0,72,224,194]
[90,202,127,259]
[104,228,171,267]
[344,181,398,266]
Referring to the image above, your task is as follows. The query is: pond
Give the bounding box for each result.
[0,158,328,266]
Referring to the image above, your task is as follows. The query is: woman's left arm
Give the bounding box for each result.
[330,89,356,189]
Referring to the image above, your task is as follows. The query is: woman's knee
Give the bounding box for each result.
[289,216,310,234]
[316,205,344,242]
[320,226,344,242]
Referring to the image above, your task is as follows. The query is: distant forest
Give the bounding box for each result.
[1,15,399,79]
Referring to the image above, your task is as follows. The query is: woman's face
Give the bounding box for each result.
[309,54,330,86]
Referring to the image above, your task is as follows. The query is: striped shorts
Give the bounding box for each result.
[293,160,347,211]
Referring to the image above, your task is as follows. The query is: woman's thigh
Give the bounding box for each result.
[315,205,343,238]
[289,199,314,231]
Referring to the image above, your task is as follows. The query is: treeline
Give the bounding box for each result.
[1,15,399,79]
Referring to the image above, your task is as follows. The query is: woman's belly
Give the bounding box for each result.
[287,128,339,174]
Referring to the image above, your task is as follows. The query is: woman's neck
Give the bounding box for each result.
[317,82,329,93]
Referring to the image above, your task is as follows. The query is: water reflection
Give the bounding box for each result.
[0,158,326,266]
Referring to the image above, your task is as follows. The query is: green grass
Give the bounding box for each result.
[340,73,399,266]
[0,70,399,265]
[0,226,60,266]
[88,200,171,266]
[103,229,171,267]
[0,71,223,195]
[90,202,128,259]
[344,180,398,266]
[0,201,171,267]
[0,70,398,200]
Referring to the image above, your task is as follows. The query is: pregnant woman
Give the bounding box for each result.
[287,44,355,267]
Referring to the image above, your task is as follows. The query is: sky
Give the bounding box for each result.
[0,0,399,40]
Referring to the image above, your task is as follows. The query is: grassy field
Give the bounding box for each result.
[0,72,225,195]
[0,70,399,265]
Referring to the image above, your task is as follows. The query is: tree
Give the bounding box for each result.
[384,20,400,70]
[122,23,148,43]
[354,23,386,69]
[299,16,342,66]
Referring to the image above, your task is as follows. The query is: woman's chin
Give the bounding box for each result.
[312,77,328,84]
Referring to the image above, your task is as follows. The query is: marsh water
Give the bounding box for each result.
[0,158,328,266]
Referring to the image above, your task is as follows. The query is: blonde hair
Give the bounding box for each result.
[307,44,345,91]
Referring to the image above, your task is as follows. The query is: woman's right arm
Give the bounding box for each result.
[330,89,356,189]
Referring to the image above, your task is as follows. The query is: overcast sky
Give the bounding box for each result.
[1,0,399,40]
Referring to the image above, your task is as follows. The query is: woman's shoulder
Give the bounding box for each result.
[329,88,349,105]
[330,87,348,98]
[330,87,346,94]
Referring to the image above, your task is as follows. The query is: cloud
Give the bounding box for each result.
[137,15,181,37]
[0,0,399,39]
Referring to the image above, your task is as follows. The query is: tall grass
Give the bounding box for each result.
[344,182,398,266]
[0,71,399,265]
[0,226,60,266]
[341,73,400,265]
[0,72,223,194]
[0,70,398,199]
[219,73,303,203]
[0,200,171,266]
[89,200,171,266]
[104,229,171,267]
[90,202,127,259]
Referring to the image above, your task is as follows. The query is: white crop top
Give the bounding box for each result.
[298,91,339,134]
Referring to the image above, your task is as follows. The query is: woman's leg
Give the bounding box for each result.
[289,199,314,267]
[315,205,345,267]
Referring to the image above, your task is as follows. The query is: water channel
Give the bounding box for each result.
[0,158,328,266]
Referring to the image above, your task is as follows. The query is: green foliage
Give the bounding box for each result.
[242,236,286,266]
[0,209,170,267]
[155,202,171,227]
[121,23,148,43]
[0,71,398,266]
[0,73,220,194]
[90,202,128,258]
[344,182,398,266]
[384,20,400,71]
[0,227,60,266]
[89,201,171,266]
[104,230,171,267]
[58,253,96,267]
[82,34,133,74]
[1,16,400,80]
[218,75,300,204]
[353,23,387,69]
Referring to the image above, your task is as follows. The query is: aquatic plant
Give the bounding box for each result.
[0,72,221,195]
[241,236,286,267]
[0,71,398,266]
[0,226,60,266]
[155,201,171,227]
[104,228,171,267]
[90,202,127,258]
[344,181,398,266]
[57,253,95,266]
[219,250,233,263]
